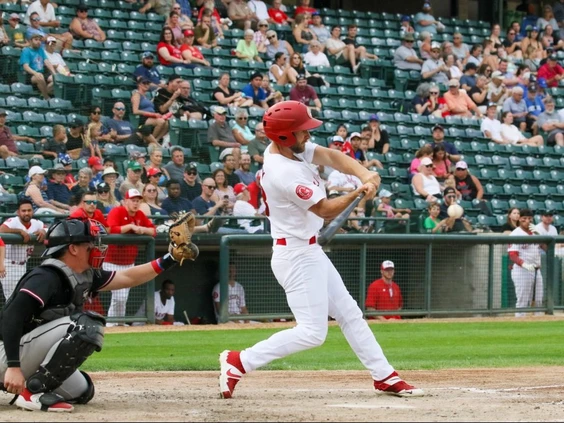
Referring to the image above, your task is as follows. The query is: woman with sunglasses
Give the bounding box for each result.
[411,157,442,203]
[412,82,442,117]
[167,3,194,31]
[81,106,106,159]
[232,110,255,146]
[211,169,235,213]
[254,19,270,54]
[265,29,295,60]
[96,182,120,214]
[477,63,493,78]
[69,5,106,42]
[287,52,325,86]
[131,78,170,142]
[146,167,169,202]
[139,182,169,221]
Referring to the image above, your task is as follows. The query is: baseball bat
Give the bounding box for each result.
[318,192,366,246]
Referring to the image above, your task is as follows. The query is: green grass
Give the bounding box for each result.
[83,321,564,372]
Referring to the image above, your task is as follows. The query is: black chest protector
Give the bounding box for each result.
[3,258,95,325]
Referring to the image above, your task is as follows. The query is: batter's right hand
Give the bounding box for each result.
[360,171,381,190]
[4,367,25,395]
[358,182,377,200]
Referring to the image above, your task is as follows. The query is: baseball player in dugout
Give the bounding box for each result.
[0,213,198,412]
[508,208,546,317]
[219,100,424,399]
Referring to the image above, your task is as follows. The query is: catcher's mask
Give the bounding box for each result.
[43,219,108,269]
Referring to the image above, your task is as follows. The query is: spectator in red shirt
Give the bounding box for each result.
[103,188,156,326]
[268,0,292,25]
[365,260,403,320]
[69,191,109,228]
[294,0,317,20]
[0,109,35,159]
[288,74,322,116]
[537,54,564,88]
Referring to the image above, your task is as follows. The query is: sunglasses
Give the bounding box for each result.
[456,167,466,171]
[259,24,268,27]
[98,190,110,194]
[92,111,101,115]
[267,35,276,39]
[149,173,161,177]
[132,169,142,173]
[115,107,125,111]
[187,171,197,175]
[84,200,97,205]
[425,164,433,168]
[430,92,439,95]
[32,18,40,22]
[405,40,414,43]
[173,6,181,9]
[204,184,216,189]
[237,117,248,120]
[508,32,515,35]
[446,195,456,199]
[146,189,157,193]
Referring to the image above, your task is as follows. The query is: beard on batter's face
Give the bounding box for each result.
[290,130,310,154]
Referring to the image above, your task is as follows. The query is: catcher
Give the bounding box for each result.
[0,215,198,412]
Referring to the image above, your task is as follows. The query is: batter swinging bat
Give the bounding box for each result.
[318,192,366,246]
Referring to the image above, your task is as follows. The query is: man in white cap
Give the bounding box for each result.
[411,157,442,202]
[365,261,403,320]
[421,41,449,84]
[481,102,504,143]
[487,70,509,106]
[0,199,46,300]
[104,188,156,326]
[232,183,265,233]
[44,36,71,76]
[443,78,483,117]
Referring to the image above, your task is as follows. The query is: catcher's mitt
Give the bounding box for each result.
[168,212,199,265]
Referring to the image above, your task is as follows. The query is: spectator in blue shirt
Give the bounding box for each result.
[242,72,268,109]
[161,179,194,217]
[25,12,48,42]
[46,163,72,212]
[502,86,530,133]
[460,62,478,92]
[133,51,164,91]
[104,102,135,143]
[525,83,545,135]
[19,32,55,99]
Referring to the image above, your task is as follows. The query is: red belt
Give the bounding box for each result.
[275,236,317,246]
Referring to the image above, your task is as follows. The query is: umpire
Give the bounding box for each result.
[0,218,185,412]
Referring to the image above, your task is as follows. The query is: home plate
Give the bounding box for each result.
[328,403,416,410]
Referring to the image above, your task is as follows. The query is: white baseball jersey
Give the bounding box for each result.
[535,223,557,236]
[135,291,175,321]
[327,170,362,190]
[233,200,264,234]
[261,142,326,239]
[2,217,44,262]
[212,281,246,315]
[508,227,542,267]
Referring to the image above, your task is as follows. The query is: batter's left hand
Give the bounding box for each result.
[360,171,381,190]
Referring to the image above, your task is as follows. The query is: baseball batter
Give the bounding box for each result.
[219,101,424,398]
[0,200,46,300]
[508,208,545,317]
[0,218,190,412]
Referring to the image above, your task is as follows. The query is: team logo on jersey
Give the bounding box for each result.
[296,185,313,200]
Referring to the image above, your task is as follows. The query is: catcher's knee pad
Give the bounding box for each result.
[27,312,105,394]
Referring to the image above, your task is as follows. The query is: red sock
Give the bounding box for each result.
[228,351,246,374]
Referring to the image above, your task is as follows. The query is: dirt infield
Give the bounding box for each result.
[2,319,564,421]
[1,367,564,421]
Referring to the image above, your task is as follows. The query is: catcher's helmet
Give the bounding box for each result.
[262,100,322,147]
[42,219,107,268]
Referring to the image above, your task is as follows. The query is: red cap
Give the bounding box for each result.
[88,156,103,170]
[233,183,247,195]
[183,29,194,37]
[125,188,143,199]
[147,167,162,177]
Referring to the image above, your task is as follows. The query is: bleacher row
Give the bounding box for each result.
[2,1,564,232]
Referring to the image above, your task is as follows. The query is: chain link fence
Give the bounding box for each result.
[218,234,564,322]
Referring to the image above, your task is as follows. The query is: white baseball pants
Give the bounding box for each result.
[103,262,134,319]
[511,266,543,312]
[240,242,395,381]
[1,262,28,300]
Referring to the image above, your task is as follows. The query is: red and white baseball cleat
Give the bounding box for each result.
[16,389,74,412]
[219,350,245,399]
[374,371,425,397]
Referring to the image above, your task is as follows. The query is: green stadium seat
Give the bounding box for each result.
[6,96,28,108]
[490,198,509,213]
[27,97,50,111]
[45,112,67,124]
[22,112,45,124]
[515,169,533,180]
[49,99,73,112]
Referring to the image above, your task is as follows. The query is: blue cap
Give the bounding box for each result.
[531,26,539,32]
[369,113,379,121]
[401,15,410,22]
[141,51,154,59]
[312,11,320,16]
[59,153,72,166]
[538,77,548,88]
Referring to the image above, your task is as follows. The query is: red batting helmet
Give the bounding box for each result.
[262,101,322,147]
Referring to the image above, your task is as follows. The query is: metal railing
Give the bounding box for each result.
[217,234,563,323]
